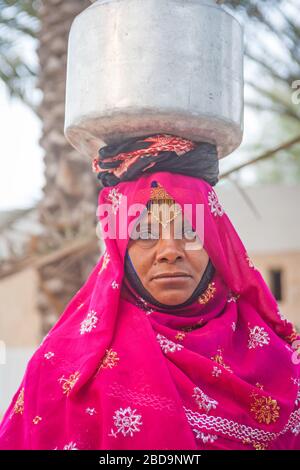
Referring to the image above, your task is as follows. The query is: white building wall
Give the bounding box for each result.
[0,267,40,418]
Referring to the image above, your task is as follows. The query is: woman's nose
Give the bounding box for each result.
[155,235,185,263]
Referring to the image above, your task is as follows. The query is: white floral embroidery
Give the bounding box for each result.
[80,309,98,335]
[32,415,42,425]
[291,378,300,407]
[208,190,224,217]
[136,296,154,315]
[231,322,237,332]
[111,280,119,289]
[107,383,177,413]
[192,429,218,443]
[246,253,257,270]
[248,325,270,350]
[291,422,300,436]
[184,406,300,446]
[86,407,97,416]
[277,308,292,325]
[277,309,286,321]
[212,366,222,378]
[227,292,239,303]
[44,351,54,360]
[192,386,218,413]
[156,333,184,354]
[108,406,142,438]
[63,441,78,450]
[107,187,123,215]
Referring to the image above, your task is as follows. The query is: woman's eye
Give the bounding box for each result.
[139,230,158,240]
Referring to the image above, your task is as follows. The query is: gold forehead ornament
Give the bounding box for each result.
[148,181,182,228]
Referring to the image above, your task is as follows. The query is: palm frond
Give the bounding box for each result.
[0,0,40,107]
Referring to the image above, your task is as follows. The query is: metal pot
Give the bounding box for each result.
[64,0,244,159]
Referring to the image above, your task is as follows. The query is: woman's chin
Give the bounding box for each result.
[151,292,191,306]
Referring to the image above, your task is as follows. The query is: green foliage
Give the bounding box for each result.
[0,0,40,106]
[225,0,300,183]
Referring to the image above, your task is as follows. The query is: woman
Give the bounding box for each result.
[0,134,299,450]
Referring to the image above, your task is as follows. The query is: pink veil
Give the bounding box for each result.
[0,171,299,450]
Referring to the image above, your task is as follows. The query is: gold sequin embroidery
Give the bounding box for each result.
[211,348,233,373]
[99,251,110,274]
[13,387,24,415]
[33,416,42,425]
[242,437,267,450]
[253,442,267,450]
[181,319,204,333]
[58,371,80,396]
[175,331,186,341]
[250,393,280,425]
[98,349,119,372]
[198,282,216,305]
[284,326,299,344]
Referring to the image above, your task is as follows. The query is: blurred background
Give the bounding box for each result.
[0,0,299,416]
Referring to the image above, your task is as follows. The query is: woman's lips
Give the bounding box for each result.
[151,274,192,284]
[152,272,191,279]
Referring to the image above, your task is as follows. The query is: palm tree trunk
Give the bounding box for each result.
[35,0,100,337]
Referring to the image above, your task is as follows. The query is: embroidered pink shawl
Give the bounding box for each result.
[0,172,300,450]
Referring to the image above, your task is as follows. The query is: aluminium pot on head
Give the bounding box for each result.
[64,0,244,160]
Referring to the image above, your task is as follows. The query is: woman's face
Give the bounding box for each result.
[127,204,209,305]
